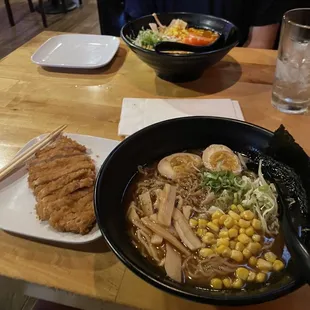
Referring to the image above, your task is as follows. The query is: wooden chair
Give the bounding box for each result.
[4,0,83,28]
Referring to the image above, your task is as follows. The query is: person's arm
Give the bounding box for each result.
[245,0,296,49]
[244,24,279,49]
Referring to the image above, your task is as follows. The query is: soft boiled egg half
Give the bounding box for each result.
[158,153,202,180]
[202,144,242,174]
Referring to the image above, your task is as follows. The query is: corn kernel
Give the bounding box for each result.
[247,271,256,282]
[239,219,251,228]
[231,250,244,263]
[219,230,229,238]
[238,233,251,245]
[257,258,273,271]
[252,234,261,242]
[245,226,255,237]
[222,247,232,258]
[228,210,241,221]
[230,204,238,212]
[247,242,262,255]
[219,214,228,225]
[196,228,207,237]
[235,267,249,281]
[239,228,246,234]
[217,238,230,247]
[248,256,257,267]
[198,218,208,228]
[264,252,277,263]
[210,278,223,289]
[232,278,243,289]
[235,242,245,252]
[237,204,245,213]
[228,228,238,238]
[273,260,285,271]
[199,248,214,257]
[232,225,240,230]
[202,233,215,245]
[207,221,219,233]
[216,245,228,255]
[212,219,219,226]
[229,240,237,249]
[223,277,232,288]
[256,272,267,283]
[212,210,223,220]
[189,218,198,228]
[243,248,252,259]
[252,219,262,230]
[224,216,235,229]
[241,210,254,221]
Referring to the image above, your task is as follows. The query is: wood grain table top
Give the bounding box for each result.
[0,31,309,310]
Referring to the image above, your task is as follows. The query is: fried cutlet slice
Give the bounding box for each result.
[28,155,91,183]
[49,203,95,235]
[35,136,86,157]
[28,149,86,168]
[34,169,95,199]
[48,194,95,234]
[29,160,95,189]
[35,146,86,161]
[41,177,94,203]
[36,188,92,221]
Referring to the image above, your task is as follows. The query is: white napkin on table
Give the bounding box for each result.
[118,98,244,136]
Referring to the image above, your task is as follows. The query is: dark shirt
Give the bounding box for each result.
[124,0,295,45]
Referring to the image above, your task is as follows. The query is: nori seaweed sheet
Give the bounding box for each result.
[246,125,310,249]
[247,125,310,217]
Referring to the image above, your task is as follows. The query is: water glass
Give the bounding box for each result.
[272,8,310,114]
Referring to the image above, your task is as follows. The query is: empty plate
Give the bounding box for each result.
[31,34,120,69]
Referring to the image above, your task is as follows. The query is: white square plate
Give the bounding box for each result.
[0,134,119,244]
[31,34,120,69]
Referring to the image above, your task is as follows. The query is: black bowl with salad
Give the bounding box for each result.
[121,12,239,82]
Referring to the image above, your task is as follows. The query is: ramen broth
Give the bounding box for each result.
[125,147,287,290]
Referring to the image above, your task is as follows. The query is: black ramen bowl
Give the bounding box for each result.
[121,12,239,82]
[94,117,305,306]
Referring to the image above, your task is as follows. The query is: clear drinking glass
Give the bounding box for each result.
[272,8,310,114]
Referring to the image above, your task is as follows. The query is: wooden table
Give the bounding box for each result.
[0,31,309,310]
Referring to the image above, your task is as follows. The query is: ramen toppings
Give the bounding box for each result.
[126,144,285,290]
[129,13,220,51]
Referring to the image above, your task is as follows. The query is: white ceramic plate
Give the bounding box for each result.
[31,34,120,69]
[0,134,119,244]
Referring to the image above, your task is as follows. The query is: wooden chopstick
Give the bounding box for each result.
[0,124,67,181]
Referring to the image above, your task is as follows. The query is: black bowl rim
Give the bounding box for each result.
[121,12,240,58]
[94,116,304,306]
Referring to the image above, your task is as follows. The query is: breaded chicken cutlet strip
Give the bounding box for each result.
[49,201,95,234]
[28,149,86,167]
[35,136,86,156]
[29,160,94,189]
[34,169,95,199]
[28,136,87,168]
[36,188,92,221]
[28,155,91,181]
[28,134,96,235]
[41,177,94,203]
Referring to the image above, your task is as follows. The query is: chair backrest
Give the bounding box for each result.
[97,0,126,36]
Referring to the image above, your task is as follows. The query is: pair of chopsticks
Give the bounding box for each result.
[0,124,67,181]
